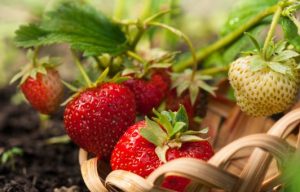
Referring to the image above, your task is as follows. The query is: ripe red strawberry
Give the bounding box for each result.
[111,106,213,191]
[64,83,136,158]
[166,89,208,128]
[123,72,170,115]
[20,68,63,114]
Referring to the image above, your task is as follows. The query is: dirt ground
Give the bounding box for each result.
[0,85,88,192]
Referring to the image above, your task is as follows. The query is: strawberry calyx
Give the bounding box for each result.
[123,48,178,79]
[243,40,300,78]
[10,49,61,85]
[140,105,208,163]
[171,69,217,105]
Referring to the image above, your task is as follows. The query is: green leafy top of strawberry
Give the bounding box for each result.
[140,105,208,163]
[171,69,217,105]
[122,49,179,79]
[243,34,300,78]
[10,49,61,85]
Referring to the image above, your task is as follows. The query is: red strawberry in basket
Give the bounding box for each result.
[111,106,214,191]
[123,71,170,115]
[64,82,136,158]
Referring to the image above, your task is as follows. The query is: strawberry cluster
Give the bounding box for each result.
[12,50,214,191]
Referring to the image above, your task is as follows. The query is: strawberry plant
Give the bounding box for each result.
[10,0,300,191]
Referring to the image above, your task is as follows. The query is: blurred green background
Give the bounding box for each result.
[0,0,235,87]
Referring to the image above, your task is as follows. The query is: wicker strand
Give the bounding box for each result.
[80,157,108,192]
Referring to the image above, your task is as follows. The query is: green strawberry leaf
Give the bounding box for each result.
[15,24,52,47]
[183,128,209,135]
[169,122,186,138]
[189,83,199,106]
[249,55,267,72]
[15,2,129,56]
[152,109,173,135]
[273,41,287,53]
[179,135,206,142]
[268,62,291,75]
[140,117,168,147]
[61,80,79,92]
[174,105,189,130]
[280,16,300,52]
[175,81,190,96]
[148,63,172,69]
[272,50,299,62]
[161,111,173,122]
[244,32,261,51]
[172,69,216,104]
[95,67,110,85]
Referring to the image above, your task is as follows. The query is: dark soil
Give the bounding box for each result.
[0,85,88,192]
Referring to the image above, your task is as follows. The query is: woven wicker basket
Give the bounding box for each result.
[78,94,300,192]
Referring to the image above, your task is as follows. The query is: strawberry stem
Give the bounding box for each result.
[61,80,78,92]
[130,21,145,50]
[143,9,173,24]
[262,5,283,60]
[173,5,279,72]
[71,50,93,87]
[198,66,229,76]
[32,46,40,67]
[126,50,149,77]
[147,22,198,79]
[127,51,147,64]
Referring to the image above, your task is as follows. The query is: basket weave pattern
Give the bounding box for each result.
[79,98,299,192]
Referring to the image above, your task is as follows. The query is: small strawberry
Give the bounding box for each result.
[123,72,169,115]
[10,50,63,115]
[64,82,136,158]
[111,106,214,191]
[20,68,63,114]
[229,41,300,116]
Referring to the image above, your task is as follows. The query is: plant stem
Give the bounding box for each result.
[130,24,145,50]
[71,51,92,87]
[147,22,198,78]
[144,9,172,24]
[173,5,278,72]
[93,56,104,70]
[130,9,173,50]
[126,50,147,64]
[32,46,40,67]
[198,66,229,76]
[262,6,283,59]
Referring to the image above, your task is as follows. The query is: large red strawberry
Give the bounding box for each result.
[64,82,136,158]
[111,106,214,191]
[20,68,63,115]
[123,72,170,115]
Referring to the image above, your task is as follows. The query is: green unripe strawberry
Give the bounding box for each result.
[229,54,300,117]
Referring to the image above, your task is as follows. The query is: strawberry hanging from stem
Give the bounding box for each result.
[229,4,300,117]
[10,48,64,115]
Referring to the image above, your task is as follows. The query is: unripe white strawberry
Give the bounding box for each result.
[229,55,300,117]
